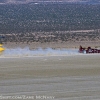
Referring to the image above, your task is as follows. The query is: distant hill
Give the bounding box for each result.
[1,2,100,33]
[0,0,100,5]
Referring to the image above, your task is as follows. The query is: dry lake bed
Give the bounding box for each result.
[0,55,100,100]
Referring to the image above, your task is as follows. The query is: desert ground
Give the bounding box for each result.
[0,55,100,100]
[0,29,100,49]
[3,41,100,50]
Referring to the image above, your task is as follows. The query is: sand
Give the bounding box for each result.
[3,41,100,49]
[0,55,100,100]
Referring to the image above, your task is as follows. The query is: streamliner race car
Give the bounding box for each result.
[79,45,100,54]
[0,44,5,52]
